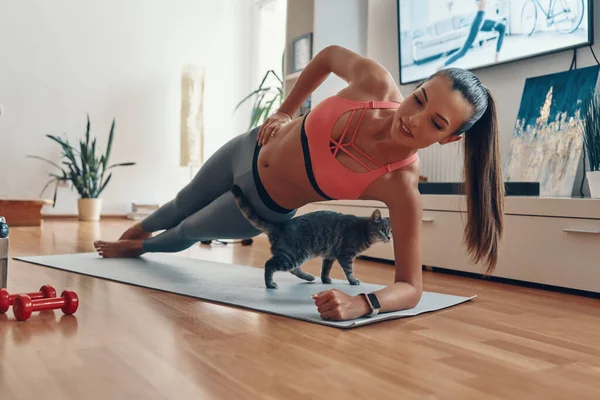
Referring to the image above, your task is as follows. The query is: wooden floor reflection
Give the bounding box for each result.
[1,218,599,400]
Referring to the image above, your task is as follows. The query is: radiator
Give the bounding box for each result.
[419,141,464,182]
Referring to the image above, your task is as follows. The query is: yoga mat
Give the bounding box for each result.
[14,252,475,328]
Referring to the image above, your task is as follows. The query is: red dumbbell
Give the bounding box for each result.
[0,285,57,314]
[12,290,79,321]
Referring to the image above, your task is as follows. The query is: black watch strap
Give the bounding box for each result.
[362,292,381,316]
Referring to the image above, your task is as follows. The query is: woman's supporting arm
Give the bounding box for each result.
[312,180,424,321]
[370,188,424,311]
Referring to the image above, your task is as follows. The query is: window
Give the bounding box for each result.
[254,0,287,83]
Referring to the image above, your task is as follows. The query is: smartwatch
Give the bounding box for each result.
[361,292,381,317]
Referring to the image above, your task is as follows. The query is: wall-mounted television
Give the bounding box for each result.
[397,0,594,84]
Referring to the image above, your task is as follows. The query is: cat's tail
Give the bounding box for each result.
[231,184,277,233]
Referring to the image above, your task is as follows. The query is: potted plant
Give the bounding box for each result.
[235,52,294,130]
[28,115,136,220]
[234,67,284,130]
[581,90,600,198]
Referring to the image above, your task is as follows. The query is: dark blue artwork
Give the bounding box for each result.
[505,65,600,196]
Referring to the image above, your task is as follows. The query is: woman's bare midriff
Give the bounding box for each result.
[256,104,421,211]
[256,118,324,210]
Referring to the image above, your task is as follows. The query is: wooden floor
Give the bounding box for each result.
[1,218,599,400]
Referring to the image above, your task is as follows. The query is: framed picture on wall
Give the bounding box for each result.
[291,32,313,72]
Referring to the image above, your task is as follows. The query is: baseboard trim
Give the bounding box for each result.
[357,255,600,299]
[429,266,600,299]
[42,214,129,220]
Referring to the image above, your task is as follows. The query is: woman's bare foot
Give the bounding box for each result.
[118,222,152,240]
[94,239,146,258]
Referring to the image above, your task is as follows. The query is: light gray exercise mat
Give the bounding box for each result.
[14,252,475,328]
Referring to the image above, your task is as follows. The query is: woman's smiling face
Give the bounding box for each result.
[391,75,474,149]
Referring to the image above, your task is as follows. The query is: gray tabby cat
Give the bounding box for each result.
[231,184,392,289]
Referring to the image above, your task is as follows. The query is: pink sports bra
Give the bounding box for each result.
[300,95,419,200]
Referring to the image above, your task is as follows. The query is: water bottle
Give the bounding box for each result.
[0,216,8,289]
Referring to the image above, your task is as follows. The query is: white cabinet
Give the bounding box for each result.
[297,196,600,293]
[495,215,600,293]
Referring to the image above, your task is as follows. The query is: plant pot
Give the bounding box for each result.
[77,198,102,221]
[587,171,600,198]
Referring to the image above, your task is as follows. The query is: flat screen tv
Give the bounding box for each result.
[397,0,594,84]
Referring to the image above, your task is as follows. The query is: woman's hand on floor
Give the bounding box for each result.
[257,111,292,146]
[312,289,370,321]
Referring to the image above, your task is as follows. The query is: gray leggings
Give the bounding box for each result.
[140,127,297,253]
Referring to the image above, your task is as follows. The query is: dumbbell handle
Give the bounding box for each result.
[31,297,69,311]
[11,290,50,302]
[31,297,65,311]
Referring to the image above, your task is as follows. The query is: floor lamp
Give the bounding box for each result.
[180,64,205,179]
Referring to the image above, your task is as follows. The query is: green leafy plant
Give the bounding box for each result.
[581,90,600,172]
[234,53,284,130]
[28,115,136,206]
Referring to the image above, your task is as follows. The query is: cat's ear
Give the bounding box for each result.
[371,209,382,222]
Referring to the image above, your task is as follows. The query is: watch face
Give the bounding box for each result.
[367,293,381,309]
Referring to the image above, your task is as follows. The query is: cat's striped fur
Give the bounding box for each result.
[231,184,392,289]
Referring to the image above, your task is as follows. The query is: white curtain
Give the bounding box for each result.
[180,64,205,168]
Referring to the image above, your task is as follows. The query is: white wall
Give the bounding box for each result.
[0,0,257,215]
[312,0,369,105]
[367,0,599,193]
